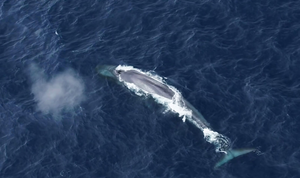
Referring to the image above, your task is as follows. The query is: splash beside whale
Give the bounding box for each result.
[97,64,255,168]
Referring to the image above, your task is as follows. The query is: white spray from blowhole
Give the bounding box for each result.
[29,64,85,117]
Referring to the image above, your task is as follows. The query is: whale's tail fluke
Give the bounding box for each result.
[214,148,255,168]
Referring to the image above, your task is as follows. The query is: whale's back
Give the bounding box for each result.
[118,70,175,99]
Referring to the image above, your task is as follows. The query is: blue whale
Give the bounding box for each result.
[97,65,255,168]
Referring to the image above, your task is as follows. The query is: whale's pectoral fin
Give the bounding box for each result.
[214,148,256,169]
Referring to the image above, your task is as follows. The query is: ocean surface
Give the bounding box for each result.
[0,0,300,178]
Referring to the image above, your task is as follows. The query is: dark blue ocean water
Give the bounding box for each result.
[1,0,300,177]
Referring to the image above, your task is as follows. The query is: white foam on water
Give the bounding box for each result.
[203,128,230,153]
[203,128,220,143]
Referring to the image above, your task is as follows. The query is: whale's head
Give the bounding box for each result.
[96,65,119,80]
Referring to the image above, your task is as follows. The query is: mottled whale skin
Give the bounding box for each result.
[118,68,212,129]
[96,65,255,168]
[119,70,175,100]
[97,65,212,129]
